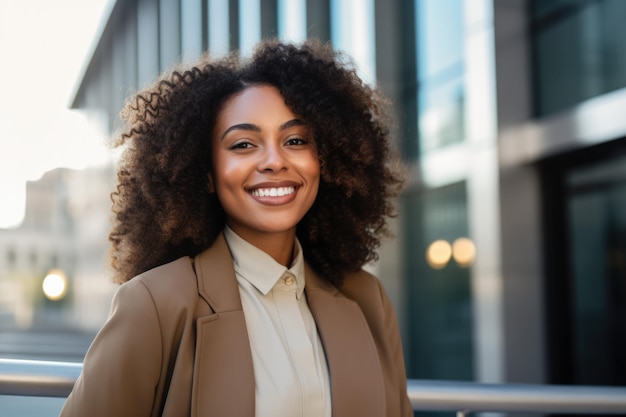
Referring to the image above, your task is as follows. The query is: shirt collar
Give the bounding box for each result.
[223,226,306,299]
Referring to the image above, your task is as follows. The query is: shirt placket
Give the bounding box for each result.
[273,271,326,417]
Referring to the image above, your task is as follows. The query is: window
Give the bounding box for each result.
[330,0,376,86]
[542,138,626,385]
[416,0,465,153]
[532,0,626,116]
[403,182,474,380]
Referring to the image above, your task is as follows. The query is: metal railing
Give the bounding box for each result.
[407,379,626,414]
[0,358,81,398]
[2,358,626,414]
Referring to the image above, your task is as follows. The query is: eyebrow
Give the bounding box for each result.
[279,119,306,130]
[220,118,306,140]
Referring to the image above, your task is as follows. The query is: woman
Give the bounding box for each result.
[60,39,412,417]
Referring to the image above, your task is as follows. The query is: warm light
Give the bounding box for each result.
[426,240,452,269]
[452,237,476,267]
[42,270,68,301]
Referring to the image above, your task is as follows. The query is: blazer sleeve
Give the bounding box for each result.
[375,279,413,417]
[60,279,163,417]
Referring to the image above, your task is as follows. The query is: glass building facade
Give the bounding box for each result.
[69,0,626,398]
[415,0,465,154]
[541,140,626,387]
[531,0,626,116]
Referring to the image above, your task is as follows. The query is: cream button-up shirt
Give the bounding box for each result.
[224,227,332,417]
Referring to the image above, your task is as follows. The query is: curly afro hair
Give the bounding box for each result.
[109,38,406,286]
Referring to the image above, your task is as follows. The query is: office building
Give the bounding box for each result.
[70,0,626,387]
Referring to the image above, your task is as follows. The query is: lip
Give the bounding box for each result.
[246,181,301,206]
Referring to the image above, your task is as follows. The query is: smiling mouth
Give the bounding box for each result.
[250,186,296,197]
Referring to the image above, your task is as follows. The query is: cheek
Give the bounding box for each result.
[212,152,242,190]
[307,155,321,184]
[302,154,321,200]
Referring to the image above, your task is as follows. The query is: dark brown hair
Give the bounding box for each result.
[109,38,406,285]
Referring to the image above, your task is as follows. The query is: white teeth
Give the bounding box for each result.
[251,187,295,197]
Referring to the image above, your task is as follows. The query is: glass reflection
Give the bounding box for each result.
[416,0,465,153]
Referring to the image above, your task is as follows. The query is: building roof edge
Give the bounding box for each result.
[68,0,121,110]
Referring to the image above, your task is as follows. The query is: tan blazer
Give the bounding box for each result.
[60,234,412,417]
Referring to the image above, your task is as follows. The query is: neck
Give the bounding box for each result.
[228,226,296,267]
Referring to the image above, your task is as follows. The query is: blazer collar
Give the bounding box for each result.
[191,234,255,417]
[192,235,386,416]
[194,233,242,313]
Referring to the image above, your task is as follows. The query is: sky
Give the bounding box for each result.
[0,0,111,228]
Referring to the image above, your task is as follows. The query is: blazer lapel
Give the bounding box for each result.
[305,264,386,417]
[190,234,255,417]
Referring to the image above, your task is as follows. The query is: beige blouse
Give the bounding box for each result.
[224,227,331,417]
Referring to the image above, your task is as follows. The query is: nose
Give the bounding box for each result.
[258,143,287,172]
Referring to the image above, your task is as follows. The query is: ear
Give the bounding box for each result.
[207,172,215,193]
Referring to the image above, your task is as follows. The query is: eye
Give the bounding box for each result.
[285,137,309,146]
[229,140,254,150]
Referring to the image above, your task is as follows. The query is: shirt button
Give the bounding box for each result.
[284,275,295,286]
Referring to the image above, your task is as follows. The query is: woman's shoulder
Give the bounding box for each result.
[133,256,196,283]
[120,256,198,312]
[338,268,388,308]
[341,268,381,291]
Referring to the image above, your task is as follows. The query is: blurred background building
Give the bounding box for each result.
[2,0,625,394]
[0,166,115,360]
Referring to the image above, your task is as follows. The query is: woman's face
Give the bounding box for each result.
[211,84,320,243]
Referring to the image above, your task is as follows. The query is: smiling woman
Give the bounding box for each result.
[60,39,411,417]
[211,85,320,265]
